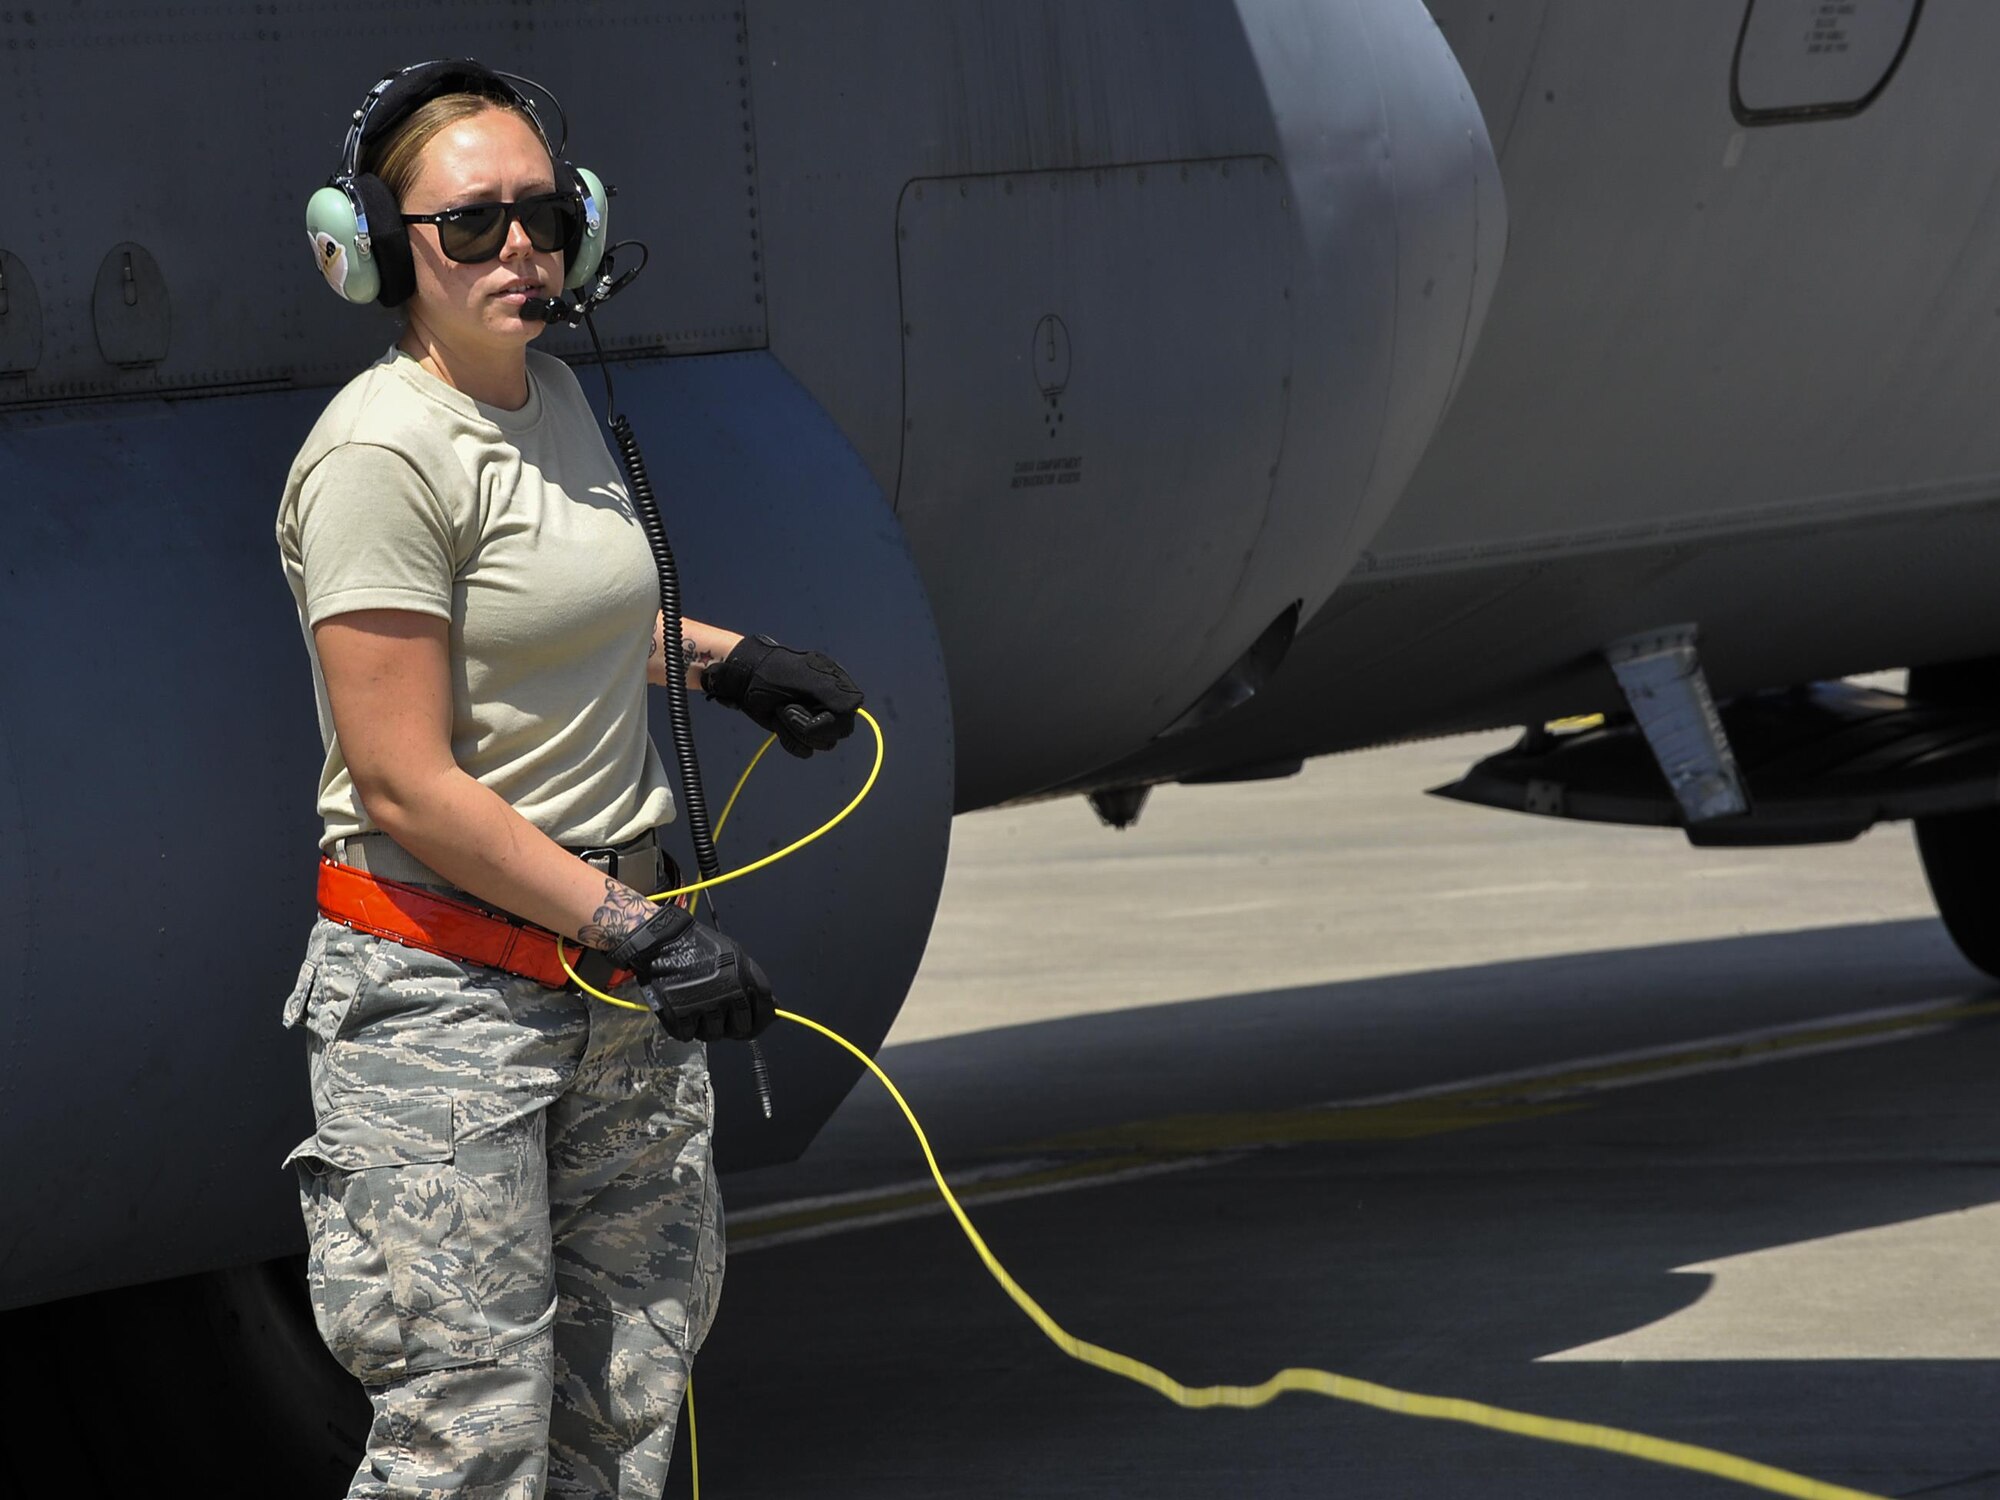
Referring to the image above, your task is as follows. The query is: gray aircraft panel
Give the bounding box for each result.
[895,158,1294,796]
[747,0,1287,508]
[1048,0,2000,800]
[1387,0,2000,559]
[1322,0,1507,557]
[0,3,765,407]
[749,0,1500,807]
[1428,1,1553,162]
[1084,480,2000,794]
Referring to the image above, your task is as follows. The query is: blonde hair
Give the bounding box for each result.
[366,92,544,206]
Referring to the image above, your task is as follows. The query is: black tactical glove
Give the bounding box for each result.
[701,634,864,758]
[607,904,775,1042]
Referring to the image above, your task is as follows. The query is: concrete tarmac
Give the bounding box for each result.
[691,724,2000,1498]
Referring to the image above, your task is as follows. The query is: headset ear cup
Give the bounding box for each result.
[352,174,415,308]
[564,166,609,291]
[304,185,381,305]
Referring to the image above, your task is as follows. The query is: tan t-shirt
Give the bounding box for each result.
[276,344,676,852]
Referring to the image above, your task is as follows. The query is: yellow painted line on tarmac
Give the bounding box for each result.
[732,1154,1172,1247]
[1023,1098,1581,1154]
[1432,998,2000,1104]
[1026,996,2000,1157]
[733,995,2000,1251]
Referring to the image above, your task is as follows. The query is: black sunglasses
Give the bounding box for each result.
[401,191,580,264]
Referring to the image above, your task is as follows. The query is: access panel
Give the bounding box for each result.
[894,158,1294,792]
[1734,0,1923,122]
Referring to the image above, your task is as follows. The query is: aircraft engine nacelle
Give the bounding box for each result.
[0,356,954,1312]
[750,0,1507,806]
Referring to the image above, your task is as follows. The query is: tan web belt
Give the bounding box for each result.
[330,828,676,908]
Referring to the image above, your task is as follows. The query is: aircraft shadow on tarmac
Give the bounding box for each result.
[701,916,2000,1498]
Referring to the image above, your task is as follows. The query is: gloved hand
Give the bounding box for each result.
[701,634,864,758]
[606,904,775,1042]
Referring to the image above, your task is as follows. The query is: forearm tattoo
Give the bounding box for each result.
[577,879,658,949]
[682,635,721,674]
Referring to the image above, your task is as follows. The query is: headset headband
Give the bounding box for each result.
[337,60,566,187]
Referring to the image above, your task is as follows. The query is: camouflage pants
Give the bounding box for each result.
[282,916,724,1500]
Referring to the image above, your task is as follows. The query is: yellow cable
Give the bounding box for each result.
[776,1007,1890,1500]
[647,707,883,906]
[689,731,777,919]
[563,704,1883,1500]
[556,708,883,1008]
[686,1378,699,1500]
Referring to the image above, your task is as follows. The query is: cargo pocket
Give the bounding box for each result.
[280,959,318,1029]
[285,1093,556,1385]
[282,919,378,1048]
[280,922,334,1029]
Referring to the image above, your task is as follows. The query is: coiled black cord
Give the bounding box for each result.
[608,411,725,888]
[587,310,774,1115]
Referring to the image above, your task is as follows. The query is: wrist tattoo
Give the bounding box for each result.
[577,879,658,950]
[682,635,719,673]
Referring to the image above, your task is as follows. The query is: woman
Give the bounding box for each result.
[276,62,860,1497]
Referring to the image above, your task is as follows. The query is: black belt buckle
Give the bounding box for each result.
[573,839,678,901]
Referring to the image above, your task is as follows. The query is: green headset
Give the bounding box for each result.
[305,59,609,308]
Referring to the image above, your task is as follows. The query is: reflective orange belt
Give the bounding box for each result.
[316,858,635,992]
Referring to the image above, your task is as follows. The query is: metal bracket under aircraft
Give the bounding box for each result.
[1433,658,2000,849]
[1600,624,1750,825]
